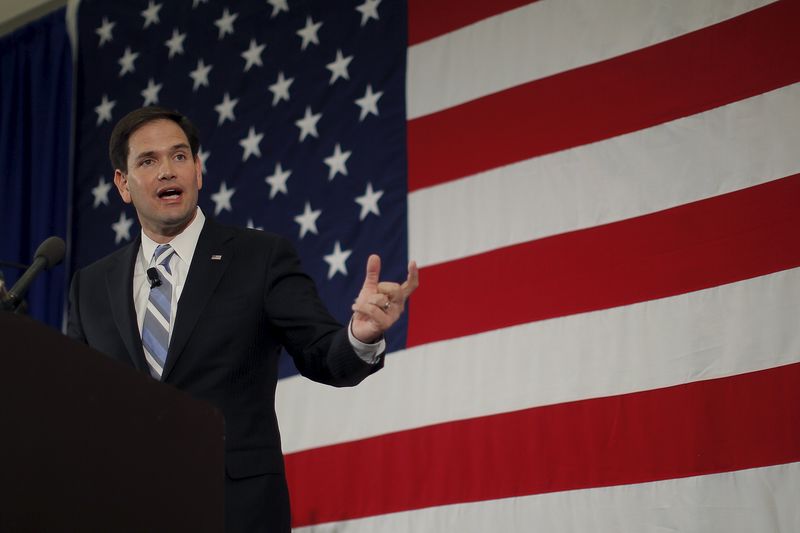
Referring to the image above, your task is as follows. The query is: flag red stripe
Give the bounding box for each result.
[406,173,800,348]
[287,362,800,527]
[407,0,539,46]
[407,0,800,192]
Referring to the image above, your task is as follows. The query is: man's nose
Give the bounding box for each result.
[157,160,176,179]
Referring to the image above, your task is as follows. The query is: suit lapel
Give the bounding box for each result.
[105,238,149,372]
[162,220,234,381]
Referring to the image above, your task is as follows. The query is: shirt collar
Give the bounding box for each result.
[140,207,206,266]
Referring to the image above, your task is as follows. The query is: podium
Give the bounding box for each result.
[0,312,224,532]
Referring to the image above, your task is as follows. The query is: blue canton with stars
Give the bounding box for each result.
[72,0,409,377]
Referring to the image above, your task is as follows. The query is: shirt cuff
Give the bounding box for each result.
[348,318,385,365]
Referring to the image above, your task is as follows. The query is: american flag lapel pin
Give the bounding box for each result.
[211,254,222,261]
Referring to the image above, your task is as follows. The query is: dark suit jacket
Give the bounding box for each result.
[67,218,383,532]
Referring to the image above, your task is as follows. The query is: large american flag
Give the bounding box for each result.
[70,0,800,531]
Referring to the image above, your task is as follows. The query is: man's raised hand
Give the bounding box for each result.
[351,254,419,343]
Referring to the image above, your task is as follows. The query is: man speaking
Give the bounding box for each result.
[67,106,418,532]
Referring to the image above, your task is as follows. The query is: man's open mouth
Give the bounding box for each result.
[157,188,183,199]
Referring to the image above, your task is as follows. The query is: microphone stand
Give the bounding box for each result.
[1,236,65,313]
[0,269,27,314]
[0,269,28,314]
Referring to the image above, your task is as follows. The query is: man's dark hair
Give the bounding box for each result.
[108,106,200,173]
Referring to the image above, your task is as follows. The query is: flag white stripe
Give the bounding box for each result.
[407,0,775,119]
[277,267,800,453]
[409,83,800,267]
[293,462,800,533]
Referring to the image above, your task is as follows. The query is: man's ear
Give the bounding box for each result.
[114,169,132,204]
[194,155,203,190]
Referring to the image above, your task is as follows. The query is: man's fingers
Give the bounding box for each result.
[377,281,400,293]
[377,282,401,304]
[352,301,392,325]
[361,255,417,306]
[352,259,417,340]
[365,293,391,310]
[353,291,402,315]
[401,260,419,297]
[362,254,381,291]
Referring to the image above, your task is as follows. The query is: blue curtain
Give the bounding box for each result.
[0,8,72,329]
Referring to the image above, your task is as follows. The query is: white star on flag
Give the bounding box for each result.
[210,181,236,215]
[265,162,291,199]
[191,0,207,7]
[323,241,352,279]
[94,95,116,125]
[241,39,266,72]
[267,0,289,18]
[164,28,186,59]
[354,182,384,220]
[95,17,115,47]
[141,1,162,28]
[355,84,383,121]
[326,49,353,84]
[91,177,112,208]
[239,127,264,161]
[189,59,212,90]
[214,8,238,39]
[296,16,322,50]
[111,211,134,244]
[197,146,210,172]
[324,143,352,180]
[118,47,139,77]
[269,71,293,106]
[141,78,162,106]
[214,92,238,125]
[294,201,322,239]
[355,0,381,26]
[295,106,322,141]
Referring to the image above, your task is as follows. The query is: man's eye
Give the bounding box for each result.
[175,153,187,161]
[140,159,154,166]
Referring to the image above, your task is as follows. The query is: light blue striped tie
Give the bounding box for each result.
[142,244,175,379]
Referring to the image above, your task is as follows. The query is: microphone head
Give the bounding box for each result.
[147,267,162,288]
[34,236,66,270]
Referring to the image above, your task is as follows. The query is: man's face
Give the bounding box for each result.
[114,119,202,242]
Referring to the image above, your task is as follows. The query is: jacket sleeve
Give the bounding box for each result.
[261,236,384,387]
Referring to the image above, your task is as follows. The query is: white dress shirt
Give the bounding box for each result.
[132,207,383,363]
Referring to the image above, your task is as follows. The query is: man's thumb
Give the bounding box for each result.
[362,254,381,290]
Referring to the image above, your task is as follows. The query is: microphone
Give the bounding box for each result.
[1,236,66,312]
[147,267,162,288]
